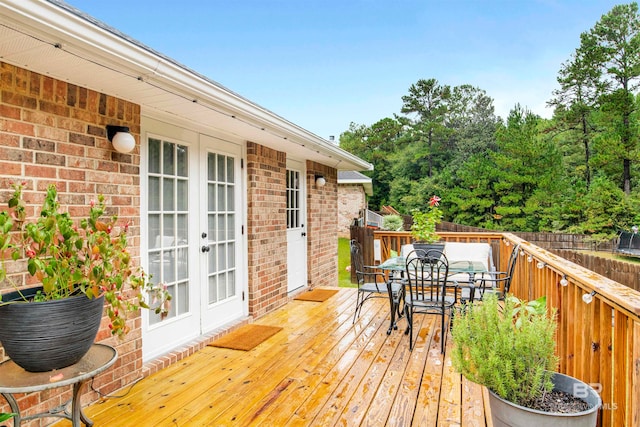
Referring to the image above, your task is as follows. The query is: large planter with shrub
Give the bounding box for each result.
[451,293,601,427]
[0,286,104,372]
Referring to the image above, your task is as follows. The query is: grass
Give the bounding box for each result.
[338,237,356,287]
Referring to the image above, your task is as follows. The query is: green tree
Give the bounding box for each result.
[339,118,406,210]
[400,79,451,177]
[567,175,636,241]
[577,2,640,194]
[549,46,603,189]
[490,106,563,231]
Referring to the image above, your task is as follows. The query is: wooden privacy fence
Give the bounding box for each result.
[351,227,640,427]
[553,249,640,293]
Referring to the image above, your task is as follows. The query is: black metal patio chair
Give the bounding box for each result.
[476,243,520,300]
[350,240,403,327]
[403,249,457,352]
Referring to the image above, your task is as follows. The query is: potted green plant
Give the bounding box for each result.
[410,195,444,255]
[451,293,601,426]
[0,183,170,372]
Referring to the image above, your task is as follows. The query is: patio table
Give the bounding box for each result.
[378,257,488,306]
[0,343,117,427]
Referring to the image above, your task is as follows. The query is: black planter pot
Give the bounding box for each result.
[412,242,446,261]
[0,287,104,372]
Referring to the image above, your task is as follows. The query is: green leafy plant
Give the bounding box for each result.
[382,214,404,231]
[410,195,443,243]
[0,413,16,422]
[0,183,170,337]
[451,293,558,408]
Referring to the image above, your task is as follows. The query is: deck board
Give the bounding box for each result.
[54,288,489,426]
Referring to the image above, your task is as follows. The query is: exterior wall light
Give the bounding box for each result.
[106,125,135,153]
[315,174,326,188]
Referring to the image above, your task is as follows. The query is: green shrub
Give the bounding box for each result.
[451,293,558,408]
[382,214,404,231]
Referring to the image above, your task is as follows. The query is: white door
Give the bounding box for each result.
[143,132,200,360]
[286,160,308,292]
[142,120,246,361]
[199,135,245,332]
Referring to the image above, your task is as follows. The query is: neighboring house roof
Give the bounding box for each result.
[0,0,372,172]
[338,171,373,196]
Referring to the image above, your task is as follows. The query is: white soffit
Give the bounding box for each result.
[0,0,372,172]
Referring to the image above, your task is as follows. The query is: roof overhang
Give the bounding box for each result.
[0,0,372,172]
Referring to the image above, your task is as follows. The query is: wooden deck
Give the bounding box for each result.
[58,287,491,426]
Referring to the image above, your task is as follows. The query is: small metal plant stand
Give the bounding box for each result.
[0,344,117,427]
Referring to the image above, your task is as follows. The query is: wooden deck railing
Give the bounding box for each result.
[370,230,640,427]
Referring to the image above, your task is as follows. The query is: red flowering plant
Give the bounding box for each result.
[410,195,444,243]
[0,183,170,337]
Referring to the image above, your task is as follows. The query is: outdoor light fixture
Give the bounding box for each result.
[536,261,546,269]
[560,275,569,287]
[582,290,597,304]
[527,255,533,263]
[106,125,135,153]
[315,174,326,187]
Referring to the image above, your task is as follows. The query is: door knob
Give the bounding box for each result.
[301,232,307,237]
[201,245,210,253]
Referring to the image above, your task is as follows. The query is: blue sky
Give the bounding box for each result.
[65,0,622,140]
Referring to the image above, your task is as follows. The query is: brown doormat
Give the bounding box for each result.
[208,324,282,351]
[294,288,339,302]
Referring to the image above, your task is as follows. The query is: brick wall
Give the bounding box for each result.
[0,62,142,422]
[246,141,289,318]
[307,162,338,288]
[338,184,365,238]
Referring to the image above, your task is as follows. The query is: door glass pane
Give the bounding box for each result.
[208,184,216,211]
[217,215,226,241]
[177,214,188,243]
[163,141,174,174]
[177,145,188,177]
[206,151,237,305]
[287,169,301,229]
[148,139,161,174]
[177,180,188,210]
[217,155,225,181]
[147,138,190,325]
[217,184,225,211]
[148,177,160,210]
[227,157,234,183]
[227,186,234,211]
[177,248,188,280]
[163,179,174,211]
[148,214,160,249]
[227,214,235,240]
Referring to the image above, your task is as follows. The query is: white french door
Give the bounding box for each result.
[141,118,245,361]
[199,135,245,332]
[286,160,307,292]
